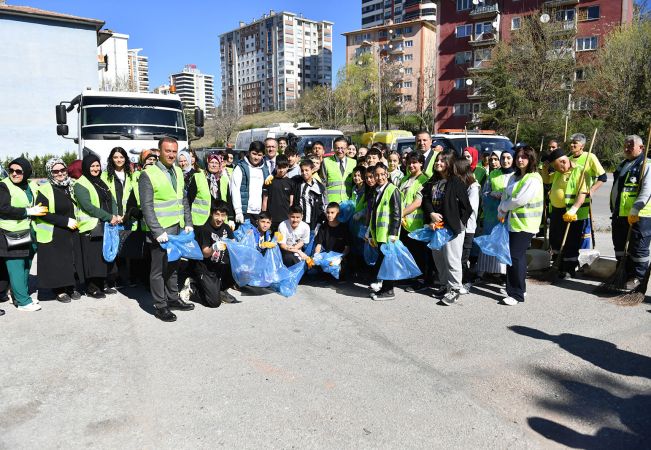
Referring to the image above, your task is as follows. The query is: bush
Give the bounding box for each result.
[2,152,78,179]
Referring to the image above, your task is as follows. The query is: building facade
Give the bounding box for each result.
[219,11,334,115]
[344,19,437,114]
[362,0,437,28]
[436,0,634,130]
[98,32,129,90]
[127,49,149,93]
[170,64,215,115]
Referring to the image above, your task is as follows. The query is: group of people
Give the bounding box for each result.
[1,130,649,320]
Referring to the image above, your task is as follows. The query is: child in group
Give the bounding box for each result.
[278,206,312,267]
[262,154,294,232]
[194,201,239,306]
[366,148,383,167]
[284,147,301,179]
[387,150,404,185]
[314,203,352,277]
[293,160,326,231]
[309,156,323,183]
[253,211,273,251]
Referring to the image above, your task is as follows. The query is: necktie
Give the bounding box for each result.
[339,159,345,176]
[270,160,275,173]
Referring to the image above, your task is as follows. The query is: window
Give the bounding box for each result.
[555,8,575,22]
[576,36,598,51]
[404,54,413,61]
[457,0,471,11]
[475,22,494,37]
[455,51,472,64]
[511,17,521,30]
[405,40,413,47]
[454,103,471,116]
[578,6,600,21]
[455,78,470,90]
[404,95,413,102]
[474,48,491,62]
[575,68,588,81]
[404,67,413,75]
[456,24,473,38]
[403,26,412,33]
[572,98,591,111]
[403,81,412,88]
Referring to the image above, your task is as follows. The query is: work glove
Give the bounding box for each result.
[330,258,342,267]
[235,213,245,224]
[274,231,284,242]
[369,239,378,248]
[26,204,48,216]
[563,207,578,223]
[497,209,506,221]
[260,241,277,249]
[305,256,315,269]
[156,232,169,243]
[67,218,78,230]
[401,217,408,228]
[628,214,640,226]
[184,226,193,234]
[264,175,274,186]
[389,235,398,243]
[228,220,235,231]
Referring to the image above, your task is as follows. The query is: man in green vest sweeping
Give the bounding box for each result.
[323,137,357,204]
[138,137,194,322]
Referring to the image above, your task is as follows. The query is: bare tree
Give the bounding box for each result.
[211,100,242,146]
[99,75,136,92]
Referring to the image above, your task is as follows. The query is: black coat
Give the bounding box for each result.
[35,184,85,289]
[422,176,472,235]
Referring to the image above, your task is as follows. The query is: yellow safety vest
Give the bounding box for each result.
[509,173,544,233]
[144,164,185,229]
[323,156,356,203]
[74,176,101,233]
[101,171,134,214]
[399,174,428,232]
[0,178,33,232]
[371,184,399,244]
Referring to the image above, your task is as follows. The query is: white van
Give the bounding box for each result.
[235,122,344,156]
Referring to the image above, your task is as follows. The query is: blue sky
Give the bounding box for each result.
[23,0,359,102]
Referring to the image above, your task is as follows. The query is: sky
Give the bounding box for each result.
[22,0,359,102]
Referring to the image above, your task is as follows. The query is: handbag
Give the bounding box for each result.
[4,230,32,249]
[89,221,104,239]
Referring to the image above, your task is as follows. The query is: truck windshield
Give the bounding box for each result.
[81,99,187,141]
[441,137,514,156]
[294,135,343,155]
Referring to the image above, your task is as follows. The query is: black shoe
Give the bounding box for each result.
[0,308,5,316]
[371,289,396,301]
[167,299,195,311]
[405,281,428,293]
[220,290,240,304]
[155,307,177,322]
[86,290,106,299]
[56,293,72,303]
[69,290,82,300]
[431,286,446,298]
[102,287,118,295]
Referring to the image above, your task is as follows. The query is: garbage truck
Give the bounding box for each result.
[55,89,204,165]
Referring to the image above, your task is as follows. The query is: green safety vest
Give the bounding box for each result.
[0,178,33,232]
[556,165,590,220]
[473,166,487,186]
[509,173,544,233]
[74,175,101,233]
[191,172,229,226]
[371,183,399,244]
[617,158,651,217]
[323,156,356,203]
[399,174,428,232]
[489,170,508,193]
[101,171,134,215]
[33,182,56,243]
[353,188,366,213]
[406,150,440,179]
[144,164,185,229]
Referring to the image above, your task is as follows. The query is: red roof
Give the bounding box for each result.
[0,3,104,29]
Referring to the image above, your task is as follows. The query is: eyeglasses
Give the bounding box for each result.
[50,169,67,175]
[8,168,23,175]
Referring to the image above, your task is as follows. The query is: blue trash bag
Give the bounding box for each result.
[271,260,307,297]
[161,231,203,262]
[377,240,422,281]
[237,227,258,249]
[473,221,512,265]
[408,226,454,250]
[102,223,124,263]
[337,200,355,223]
[234,220,255,242]
[313,251,344,280]
[364,240,379,266]
[407,226,434,243]
[249,245,290,287]
[224,238,265,286]
[304,229,316,257]
[357,224,369,240]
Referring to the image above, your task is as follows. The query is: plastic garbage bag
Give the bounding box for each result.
[474,221,512,265]
[234,220,255,242]
[408,225,454,250]
[337,200,355,223]
[249,245,290,287]
[357,224,369,240]
[313,251,344,280]
[271,260,306,297]
[377,240,422,280]
[364,240,379,266]
[102,223,124,262]
[161,231,203,262]
[304,229,316,257]
[239,227,258,249]
[224,238,264,286]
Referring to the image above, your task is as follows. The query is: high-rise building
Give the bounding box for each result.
[436,0,634,130]
[362,0,437,29]
[170,64,215,116]
[219,11,334,115]
[127,48,149,93]
[344,19,437,114]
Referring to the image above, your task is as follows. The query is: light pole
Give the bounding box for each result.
[361,29,393,132]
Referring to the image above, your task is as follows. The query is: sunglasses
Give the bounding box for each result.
[51,169,67,175]
[8,168,23,175]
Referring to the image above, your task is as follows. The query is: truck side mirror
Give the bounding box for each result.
[56,124,69,136]
[56,105,67,124]
[194,108,204,128]
[194,126,204,138]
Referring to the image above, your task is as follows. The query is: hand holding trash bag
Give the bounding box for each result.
[473,221,512,265]
[408,223,453,250]
[102,223,124,262]
[377,240,422,281]
[160,230,203,262]
[313,251,344,279]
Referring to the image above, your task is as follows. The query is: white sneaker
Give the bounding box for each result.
[370,281,383,293]
[499,288,527,297]
[501,296,519,306]
[462,282,472,292]
[17,302,42,312]
[458,286,469,295]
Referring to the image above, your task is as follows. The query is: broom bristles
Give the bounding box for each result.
[594,261,628,294]
[612,290,646,306]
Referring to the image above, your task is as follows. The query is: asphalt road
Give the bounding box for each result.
[1,179,649,449]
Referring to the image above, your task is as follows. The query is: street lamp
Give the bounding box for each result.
[360,32,394,132]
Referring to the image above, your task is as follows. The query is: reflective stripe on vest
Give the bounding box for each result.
[509,173,544,233]
[400,174,427,232]
[74,176,101,233]
[371,184,399,243]
[33,182,55,243]
[561,165,590,220]
[0,178,32,232]
[618,158,651,217]
[144,165,185,228]
[191,172,211,226]
[324,157,355,203]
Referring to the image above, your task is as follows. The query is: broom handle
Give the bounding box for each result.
[623,125,651,255]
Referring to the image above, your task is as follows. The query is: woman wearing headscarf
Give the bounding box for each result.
[0,157,47,311]
[34,158,85,303]
[476,149,515,281]
[463,146,486,187]
[186,152,232,227]
[177,150,197,187]
[74,154,120,298]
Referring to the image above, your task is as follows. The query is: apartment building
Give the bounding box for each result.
[98,32,150,93]
[362,0,437,28]
[436,0,634,130]
[344,19,437,113]
[127,49,149,93]
[170,64,215,116]
[219,11,334,115]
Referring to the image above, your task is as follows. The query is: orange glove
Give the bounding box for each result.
[628,214,640,226]
[562,212,577,223]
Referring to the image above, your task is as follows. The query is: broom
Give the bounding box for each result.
[541,128,598,283]
[606,126,651,303]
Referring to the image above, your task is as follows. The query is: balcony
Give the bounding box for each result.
[543,0,579,7]
[469,31,499,47]
[467,88,487,100]
[468,60,491,72]
[551,20,577,34]
[469,3,499,19]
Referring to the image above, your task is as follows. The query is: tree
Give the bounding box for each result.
[99,75,136,92]
[211,100,242,146]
